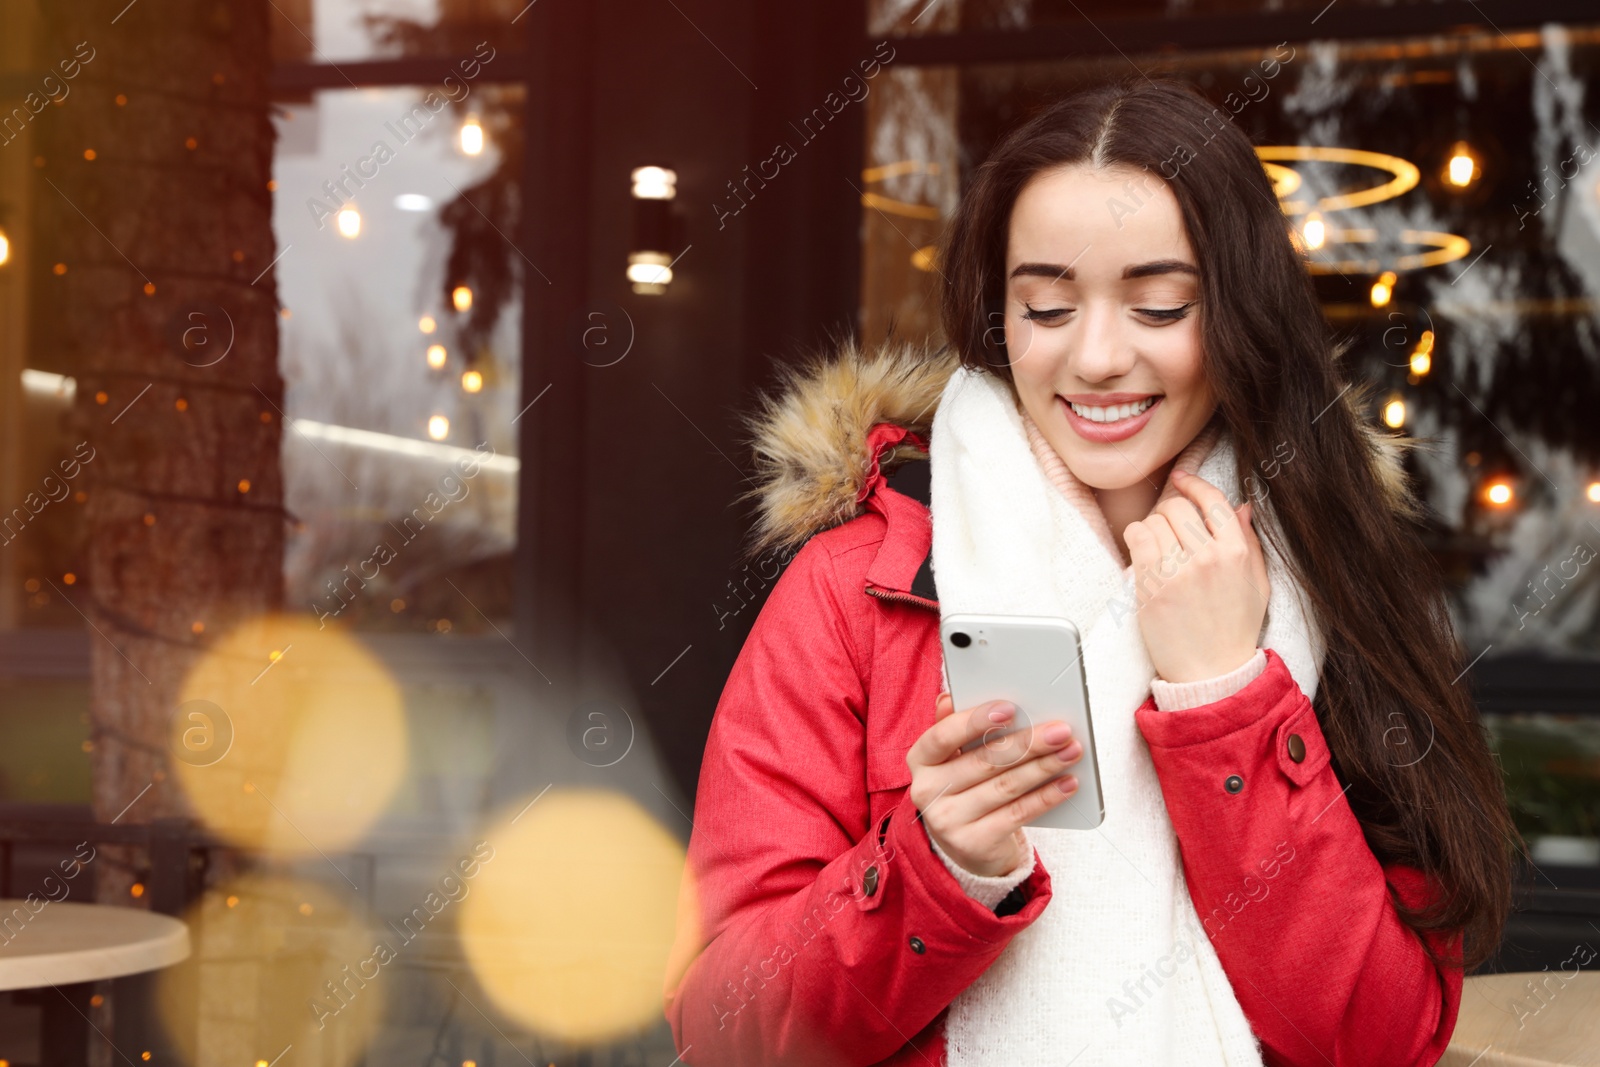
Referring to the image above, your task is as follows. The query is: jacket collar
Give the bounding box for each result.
[859,422,938,611]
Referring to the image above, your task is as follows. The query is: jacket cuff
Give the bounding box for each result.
[924,824,1036,909]
[881,790,1051,943]
[1151,649,1267,711]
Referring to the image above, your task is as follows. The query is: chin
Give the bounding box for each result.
[1061,453,1160,491]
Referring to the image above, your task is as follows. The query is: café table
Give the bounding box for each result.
[1442,970,1600,1066]
[0,900,190,1066]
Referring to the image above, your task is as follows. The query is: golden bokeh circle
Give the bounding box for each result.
[459,789,691,1045]
[156,875,383,1067]
[172,613,408,854]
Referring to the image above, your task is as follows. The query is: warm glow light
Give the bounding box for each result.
[426,344,447,369]
[171,615,408,854]
[461,370,484,393]
[452,285,473,312]
[1255,145,1420,215]
[630,166,677,200]
[1370,270,1397,308]
[1382,398,1406,429]
[1302,213,1326,251]
[427,415,450,440]
[418,315,436,334]
[1445,141,1478,188]
[336,207,361,238]
[158,876,383,1067]
[1484,480,1514,507]
[0,229,10,267]
[1410,350,1432,376]
[459,116,485,156]
[627,251,673,294]
[1587,482,1600,503]
[460,790,691,1044]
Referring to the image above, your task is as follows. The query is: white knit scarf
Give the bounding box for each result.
[929,365,1326,1067]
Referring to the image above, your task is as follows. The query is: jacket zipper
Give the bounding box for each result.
[863,584,939,613]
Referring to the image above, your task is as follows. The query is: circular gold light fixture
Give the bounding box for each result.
[1254,145,1420,215]
[1261,161,1303,200]
[1296,228,1471,275]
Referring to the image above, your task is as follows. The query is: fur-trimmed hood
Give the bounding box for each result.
[736,339,1416,559]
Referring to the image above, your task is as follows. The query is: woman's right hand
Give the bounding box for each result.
[906,692,1084,877]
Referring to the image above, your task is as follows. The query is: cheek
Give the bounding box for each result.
[1004,317,1060,382]
[1154,335,1209,404]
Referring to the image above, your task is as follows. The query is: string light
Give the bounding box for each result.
[428,415,450,440]
[336,207,361,238]
[1587,482,1600,503]
[461,370,484,393]
[419,315,437,334]
[452,285,473,313]
[426,344,447,369]
[1409,330,1434,377]
[459,116,485,156]
[1482,479,1514,508]
[1382,397,1406,429]
[1444,141,1478,188]
[0,228,10,266]
[1370,270,1397,308]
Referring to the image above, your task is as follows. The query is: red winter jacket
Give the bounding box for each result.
[662,345,1463,1067]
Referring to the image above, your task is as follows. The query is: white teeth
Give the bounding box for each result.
[1068,397,1157,422]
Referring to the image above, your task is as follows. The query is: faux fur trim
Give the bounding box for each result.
[737,338,1417,559]
[737,340,958,560]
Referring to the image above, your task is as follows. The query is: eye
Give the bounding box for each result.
[1021,303,1071,324]
[1135,301,1196,324]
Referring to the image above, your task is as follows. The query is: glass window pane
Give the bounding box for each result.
[270,0,526,64]
[860,25,1600,660]
[271,84,524,634]
[871,0,1470,36]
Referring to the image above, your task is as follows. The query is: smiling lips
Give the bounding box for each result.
[1059,393,1163,443]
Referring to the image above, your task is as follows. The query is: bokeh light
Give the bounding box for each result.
[459,116,484,156]
[459,789,693,1045]
[171,614,408,853]
[1483,479,1515,508]
[158,875,382,1067]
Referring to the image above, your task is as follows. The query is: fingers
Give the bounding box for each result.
[907,697,1016,772]
[925,730,1084,829]
[1170,468,1246,548]
[1237,500,1272,594]
[933,765,1082,853]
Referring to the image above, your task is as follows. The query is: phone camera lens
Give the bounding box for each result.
[950,632,971,648]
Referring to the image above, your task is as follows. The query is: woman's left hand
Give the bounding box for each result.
[1123,468,1270,684]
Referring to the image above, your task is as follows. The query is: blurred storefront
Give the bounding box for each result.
[1,0,1598,1063]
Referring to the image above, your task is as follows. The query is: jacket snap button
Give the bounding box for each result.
[1287,733,1307,763]
[863,864,880,897]
[908,936,926,954]
[1224,775,1244,794]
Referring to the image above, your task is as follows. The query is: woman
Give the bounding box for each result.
[662,77,1516,1067]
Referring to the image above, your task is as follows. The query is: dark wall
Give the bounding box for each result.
[515,0,869,809]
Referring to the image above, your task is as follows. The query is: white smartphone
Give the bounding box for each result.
[940,613,1105,831]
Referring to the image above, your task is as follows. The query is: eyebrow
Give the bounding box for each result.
[1009,259,1198,282]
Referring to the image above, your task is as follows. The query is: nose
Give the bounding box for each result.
[1069,300,1136,384]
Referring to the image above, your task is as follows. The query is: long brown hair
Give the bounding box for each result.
[941,75,1517,968]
